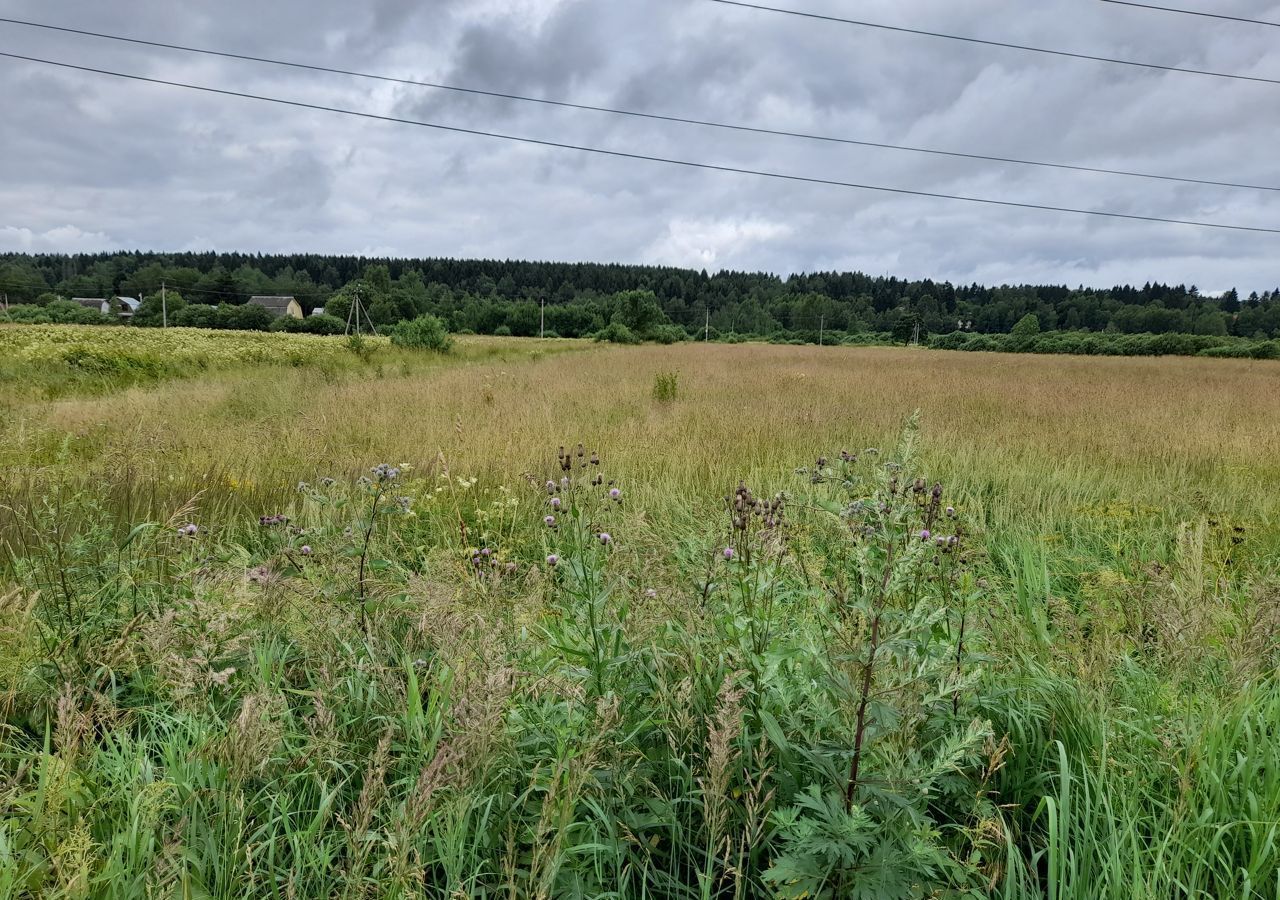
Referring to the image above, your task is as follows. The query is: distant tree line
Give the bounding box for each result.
[2,251,1279,343]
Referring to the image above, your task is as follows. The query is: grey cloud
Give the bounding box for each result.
[0,0,1277,289]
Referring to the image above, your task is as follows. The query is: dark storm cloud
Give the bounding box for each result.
[0,0,1278,290]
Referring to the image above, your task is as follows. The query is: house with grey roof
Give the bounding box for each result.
[72,297,141,318]
[248,295,304,319]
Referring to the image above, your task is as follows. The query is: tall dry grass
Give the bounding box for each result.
[7,342,1278,532]
[1,339,1278,898]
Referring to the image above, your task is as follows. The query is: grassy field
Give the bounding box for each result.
[1,328,1278,898]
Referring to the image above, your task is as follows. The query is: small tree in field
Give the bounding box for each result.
[392,314,454,353]
[1011,313,1041,337]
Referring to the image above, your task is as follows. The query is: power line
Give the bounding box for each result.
[0,16,1274,193]
[707,0,1280,86]
[0,276,334,300]
[1099,0,1280,27]
[1,51,1278,235]
[162,283,333,300]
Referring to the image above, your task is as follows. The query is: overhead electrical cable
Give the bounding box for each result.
[706,0,1280,86]
[1,50,1277,235]
[1099,0,1280,27]
[0,15,1275,193]
[0,277,334,299]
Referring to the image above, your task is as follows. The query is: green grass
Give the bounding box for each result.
[0,334,1276,898]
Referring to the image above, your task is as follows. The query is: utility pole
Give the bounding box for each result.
[819,314,825,346]
[344,286,356,335]
[540,297,545,338]
[704,309,710,341]
[161,280,168,328]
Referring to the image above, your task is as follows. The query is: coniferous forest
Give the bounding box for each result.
[2,251,1278,349]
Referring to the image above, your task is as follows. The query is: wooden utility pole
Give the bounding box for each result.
[161,280,168,328]
[819,314,825,346]
[704,309,710,341]
[344,284,378,337]
[346,285,362,336]
[540,297,545,338]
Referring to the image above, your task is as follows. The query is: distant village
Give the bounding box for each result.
[69,295,324,321]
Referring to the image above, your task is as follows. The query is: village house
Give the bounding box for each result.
[248,295,304,319]
[73,297,141,319]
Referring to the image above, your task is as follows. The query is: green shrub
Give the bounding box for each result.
[41,300,114,325]
[930,330,1271,360]
[652,371,679,401]
[223,303,273,332]
[171,304,219,329]
[1011,313,1041,337]
[2,305,53,324]
[648,323,688,344]
[131,292,187,327]
[273,313,347,336]
[391,314,454,353]
[1199,341,1280,359]
[593,321,640,344]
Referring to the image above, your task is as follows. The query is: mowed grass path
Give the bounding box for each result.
[10,341,1280,535]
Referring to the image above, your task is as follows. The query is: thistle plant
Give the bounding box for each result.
[538,443,626,698]
[763,416,996,897]
[717,480,790,729]
[350,463,405,631]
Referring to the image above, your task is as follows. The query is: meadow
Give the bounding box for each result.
[1,326,1278,898]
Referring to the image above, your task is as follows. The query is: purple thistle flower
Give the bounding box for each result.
[919,529,931,541]
[644,588,657,599]
[946,506,956,518]
[481,547,492,556]
[471,555,482,566]
[544,515,556,527]
[300,545,312,556]
[597,532,612,545]
[546,480,557,494]
[550,497,561,510]
[609,488,621,500]
[371,463,400,482]
[723,547,736,561]
[546,553,559,566]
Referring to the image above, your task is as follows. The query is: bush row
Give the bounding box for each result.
[929,329,1280,359]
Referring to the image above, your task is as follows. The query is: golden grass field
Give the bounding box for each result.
[8,340,1280,535]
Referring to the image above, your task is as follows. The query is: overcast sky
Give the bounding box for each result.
[1,0,1278,291]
